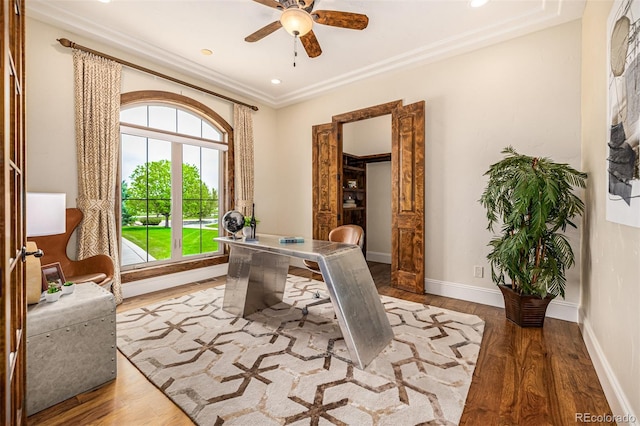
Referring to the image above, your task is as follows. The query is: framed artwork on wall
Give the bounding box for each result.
[607,0,640,227]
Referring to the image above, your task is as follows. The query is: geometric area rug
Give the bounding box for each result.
[116,275,485,425]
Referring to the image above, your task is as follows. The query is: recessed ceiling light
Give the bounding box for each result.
[201,49,213,56]
[98,0,111,3]
[470,0,489,7]
[271,79,282,85]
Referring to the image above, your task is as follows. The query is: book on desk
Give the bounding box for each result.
[278,236,304,244]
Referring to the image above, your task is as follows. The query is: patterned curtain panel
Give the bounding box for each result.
[234,104,255,216]
[73,50,123,303]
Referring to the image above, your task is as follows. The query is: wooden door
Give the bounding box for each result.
[312,100,425,294]
[311,123,340,240]
[1,0,27,423]
[391,101,425,293]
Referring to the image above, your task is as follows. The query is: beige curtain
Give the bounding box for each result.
[234,104,255,216]
[73,50,123,303]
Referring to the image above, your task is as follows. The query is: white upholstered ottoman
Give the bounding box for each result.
[26,282,117,415]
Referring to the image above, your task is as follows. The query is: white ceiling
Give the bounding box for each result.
[27,0,585,109]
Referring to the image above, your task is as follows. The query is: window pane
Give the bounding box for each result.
[182,144,219,256]
[202,122,222,141]
[121,136,172,266]
[177,109,202,138]
[121,133,151,266]
[201,148,219,207]
[120,106,148,126]
[121,134,147,190]
[148,105,176,132]
[145,139,172,261]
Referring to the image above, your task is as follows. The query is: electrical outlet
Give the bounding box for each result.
[473,265,484,278]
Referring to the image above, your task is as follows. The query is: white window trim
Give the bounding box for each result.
[120,123,228,151]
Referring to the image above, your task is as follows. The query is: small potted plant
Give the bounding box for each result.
[45,282,62,303]
[479,146,587,327]
[242,215,259,238]
[61,281,76,295]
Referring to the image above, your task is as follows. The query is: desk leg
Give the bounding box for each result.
[319,248,394,369]
[223,247,289,316]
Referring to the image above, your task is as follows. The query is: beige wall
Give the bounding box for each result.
[365,162,392,260]
[272,20,584,312]
[343,116,391,156]
[581,0,639,419]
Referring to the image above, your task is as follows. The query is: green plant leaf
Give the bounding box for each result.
[479,146,586,298]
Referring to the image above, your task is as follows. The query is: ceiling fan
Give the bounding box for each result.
[245,0,369,58]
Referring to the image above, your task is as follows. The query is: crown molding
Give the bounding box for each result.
[27,0,584,109]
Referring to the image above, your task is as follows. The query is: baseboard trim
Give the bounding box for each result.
[366,251,391,264]
[424,278,579,322]
[122,263,229,299]
[580,316,639,425]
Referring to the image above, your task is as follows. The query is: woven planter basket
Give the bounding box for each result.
[498,284,555,327]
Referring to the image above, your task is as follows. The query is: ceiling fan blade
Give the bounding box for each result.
[301,30,322,58]
[312,10,369,30]
[245,21,283,42]
[252,0,284,10]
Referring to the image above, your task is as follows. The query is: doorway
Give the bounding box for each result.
[343,115,392,261]
[311,100,425,294]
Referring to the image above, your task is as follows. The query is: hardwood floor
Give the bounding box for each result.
[27,264,612,425]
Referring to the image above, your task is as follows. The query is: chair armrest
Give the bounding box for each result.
[66,255,115,286]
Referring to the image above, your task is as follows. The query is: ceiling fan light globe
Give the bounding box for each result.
[280,8,313,37]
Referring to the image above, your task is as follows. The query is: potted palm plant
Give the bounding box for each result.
[479,146,587,327]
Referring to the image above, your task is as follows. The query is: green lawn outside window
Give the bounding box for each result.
[122,226,219,259]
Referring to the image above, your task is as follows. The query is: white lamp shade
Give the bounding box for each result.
[26,193,66,237]
[280,8,313,37]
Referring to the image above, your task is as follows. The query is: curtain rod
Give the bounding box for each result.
[57,38,259,111]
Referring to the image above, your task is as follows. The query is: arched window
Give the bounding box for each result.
[119,91,233,272]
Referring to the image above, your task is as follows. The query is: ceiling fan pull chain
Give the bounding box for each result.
[293,31,299,67]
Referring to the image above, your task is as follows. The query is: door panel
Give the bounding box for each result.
[312,123,339,240]
[391,101,425,293]
[312,101,425,294]
[2,0,27,423]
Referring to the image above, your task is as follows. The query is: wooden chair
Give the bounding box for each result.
[29,208,115,287]
[302,224,365,315]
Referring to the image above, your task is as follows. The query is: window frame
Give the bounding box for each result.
[119,91,234,283]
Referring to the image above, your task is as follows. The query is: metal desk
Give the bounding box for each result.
[215,235,393,369]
